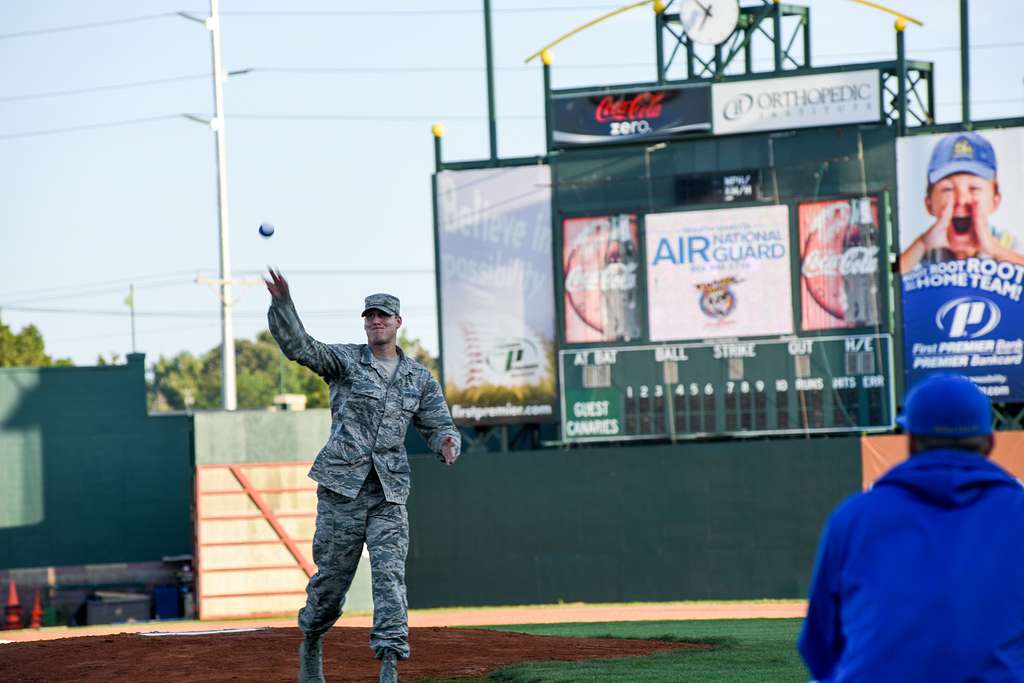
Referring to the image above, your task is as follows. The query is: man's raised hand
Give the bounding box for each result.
[264,267,290,300]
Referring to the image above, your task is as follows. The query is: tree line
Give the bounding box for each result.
[0,321,438,412]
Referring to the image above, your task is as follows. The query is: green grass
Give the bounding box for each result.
[416,618,809,683]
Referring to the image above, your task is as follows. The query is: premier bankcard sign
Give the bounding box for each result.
[645,205,794,341]
[897,127,1024,400]
[435,166,557,424]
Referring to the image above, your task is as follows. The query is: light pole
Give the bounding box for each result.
[644,142,667,212]
[179,1,238,410]
[483,0,498,160]
[208,0,236,411]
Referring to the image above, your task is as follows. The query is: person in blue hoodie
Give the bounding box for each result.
[799,373,1024,682]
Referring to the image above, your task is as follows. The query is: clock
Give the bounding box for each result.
[679,0,740,46]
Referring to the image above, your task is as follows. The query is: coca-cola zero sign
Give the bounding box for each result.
[552,85,711,147]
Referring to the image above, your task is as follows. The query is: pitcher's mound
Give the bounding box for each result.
[0,626,708,682]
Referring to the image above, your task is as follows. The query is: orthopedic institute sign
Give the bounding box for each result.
[712,69,881,135]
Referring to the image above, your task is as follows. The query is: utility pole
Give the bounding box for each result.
[960,0,970,125]
[483,0,498,160]
[208,0,237,410]
[177,4,249,409]
[127,283,137,353]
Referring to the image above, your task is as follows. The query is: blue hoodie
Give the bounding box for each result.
[799,449,1024,682]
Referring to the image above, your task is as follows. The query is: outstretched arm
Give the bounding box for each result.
[265,268,346,380]
[413,376,461,466]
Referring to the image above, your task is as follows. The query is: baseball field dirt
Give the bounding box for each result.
[0,625,708,682]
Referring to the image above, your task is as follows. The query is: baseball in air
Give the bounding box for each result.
[258,222,275,238]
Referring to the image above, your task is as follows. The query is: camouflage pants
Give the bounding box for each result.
[298,468,410,659]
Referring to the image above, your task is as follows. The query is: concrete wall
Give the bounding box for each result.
[193,409,330,465]
[192,409,431,465]
[192,410,375,615]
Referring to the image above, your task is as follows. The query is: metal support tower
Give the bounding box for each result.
[656,0,810,81]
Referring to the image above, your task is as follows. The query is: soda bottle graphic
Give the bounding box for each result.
[842,197,879,327]
[601,214,640,341]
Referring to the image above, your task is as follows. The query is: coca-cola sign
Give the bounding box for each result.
[564,261,638,294]
[552,85,711,148]
[563,215,643,343]
[594,92,664,122]
[799,197,882,331]
[801,246,879,278]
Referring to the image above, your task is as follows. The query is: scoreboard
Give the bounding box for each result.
[560,333,894,443]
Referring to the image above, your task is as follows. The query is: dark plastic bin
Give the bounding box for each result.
[85,591,151,625]
[153,584,181,620]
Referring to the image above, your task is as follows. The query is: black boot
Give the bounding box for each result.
[378,648,398,683]
[298,636,324,683]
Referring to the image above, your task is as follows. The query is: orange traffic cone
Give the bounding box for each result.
[29,590,42,629]
[4,579,22,630]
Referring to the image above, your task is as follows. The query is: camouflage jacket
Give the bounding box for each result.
[268,296,460,504]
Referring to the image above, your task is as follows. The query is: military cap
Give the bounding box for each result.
[362,293,400,317]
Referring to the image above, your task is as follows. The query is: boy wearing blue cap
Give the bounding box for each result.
[899,131,1024,272]
[799,373,1024,682]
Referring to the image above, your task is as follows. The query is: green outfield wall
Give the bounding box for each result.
[0,357,860,604]
[405,437,861,607]
[0,354,193,570]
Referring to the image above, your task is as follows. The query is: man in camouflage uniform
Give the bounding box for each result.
[265,268,460,683]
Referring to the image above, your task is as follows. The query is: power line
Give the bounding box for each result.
[3,93,1021,141]
[259,42,1022,72]
[237,269,435,276]
[0,5,623,40]
[6,45,1023,107]
[2,305,435,319]
[1,272,438,310]
[0,112,544,140]
[219,6,622,17]
[0,270,198,300]
[0,269,434,304]
[0,65,617,107]
[0,74,209,103]
[48,321,221,344]
[252,63,649,74]
[937,98,1024,106]
[228,113,540,121]
[0,279,193,306]
[46,316,437,346]
[812,41,1024,59]
[0,12,179,40]
[257,66,502,75]
[0,65,626,106]
[0,114,181,141]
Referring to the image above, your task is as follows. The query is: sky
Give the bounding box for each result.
[1,0,1021,371]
